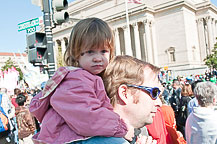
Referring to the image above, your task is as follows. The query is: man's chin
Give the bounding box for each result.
[144,119,154,126]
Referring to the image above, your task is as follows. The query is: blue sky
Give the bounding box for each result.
[0,0,216,53]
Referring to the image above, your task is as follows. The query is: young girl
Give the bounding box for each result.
[29,18,129,144]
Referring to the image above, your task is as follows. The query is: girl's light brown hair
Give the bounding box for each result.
[64,17,115,66]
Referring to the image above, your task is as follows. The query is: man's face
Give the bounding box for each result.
[124,68,161,128]
[172,82,178,89]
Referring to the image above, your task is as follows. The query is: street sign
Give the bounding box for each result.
[26,26,36,34]
[18,18,39,32]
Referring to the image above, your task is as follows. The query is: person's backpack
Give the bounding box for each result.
[176,96,192,127]
[0,94,10,133]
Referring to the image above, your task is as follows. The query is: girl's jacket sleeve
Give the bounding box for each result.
[50,70,127,137]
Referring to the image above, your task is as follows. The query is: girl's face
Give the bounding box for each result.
[78,46,110,75]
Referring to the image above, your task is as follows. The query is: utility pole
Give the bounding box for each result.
[42,0,55,78]
[31,0,69,78]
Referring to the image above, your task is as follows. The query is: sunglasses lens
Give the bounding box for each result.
[152,88,159,99]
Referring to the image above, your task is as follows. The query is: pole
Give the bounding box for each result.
[42,0,55,78]
[124,0,132,56]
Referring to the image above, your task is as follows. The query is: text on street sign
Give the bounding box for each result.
[18,18,39,32]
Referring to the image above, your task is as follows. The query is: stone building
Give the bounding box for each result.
[52,0,217,76]
[0,52,27,69]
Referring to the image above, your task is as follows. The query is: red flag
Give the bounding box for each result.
[128,0,142,4]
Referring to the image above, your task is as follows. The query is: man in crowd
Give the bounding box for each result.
[169,79,182,117]
[15,93,36,144]
[76,55,162,143]
[185,81,217,144]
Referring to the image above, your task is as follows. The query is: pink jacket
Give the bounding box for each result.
[29,67,127,144]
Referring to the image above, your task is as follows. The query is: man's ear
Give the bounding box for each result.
[118,84,129,105]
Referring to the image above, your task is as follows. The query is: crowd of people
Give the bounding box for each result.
[0,17,216,144]
[0,87,40,144]
[160,74,217,143]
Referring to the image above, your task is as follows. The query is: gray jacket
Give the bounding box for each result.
[185,107,217,144]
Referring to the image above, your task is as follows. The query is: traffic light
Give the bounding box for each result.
[52,0,69,24]
[26,32,47,63]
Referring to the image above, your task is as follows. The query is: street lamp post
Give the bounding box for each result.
[42,0,55,78]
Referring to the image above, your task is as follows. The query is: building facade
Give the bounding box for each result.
[52,0,217,76]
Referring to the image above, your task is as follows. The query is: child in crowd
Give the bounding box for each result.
[15,93,36,144]
[29,18,130,144]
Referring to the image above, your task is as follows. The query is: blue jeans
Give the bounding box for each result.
[12,117,18,144]
[71,136,130,144]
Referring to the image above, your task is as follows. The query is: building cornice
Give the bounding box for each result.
[68,0,110,15]
[105,6,154,23]
[196,2,217,14]
[154,0,196,13]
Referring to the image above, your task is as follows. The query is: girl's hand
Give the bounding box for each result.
[136,135,157,144]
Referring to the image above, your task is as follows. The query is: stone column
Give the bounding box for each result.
[215,20,217,43]
[196,18,206,62]
[206,16,214,51]
[114,28,121,55]
[61,39,66,57]
[211,18,217,44]
[123,25,133,56]
[53,40,59,69]
[143,19,153,64]
[150,20,158,66]
[132,22,141,59]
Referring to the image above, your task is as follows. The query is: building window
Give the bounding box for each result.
[166,47,175,63]
[169,51,175,62]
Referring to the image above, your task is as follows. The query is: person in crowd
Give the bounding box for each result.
[176,83,193,139]
[29,17,130,144]
[185,81,217,144]
[162,82,171,105]
[167,82,173,96]
[210,75,216,84]
[185,77,193,86]
[0,88,15,144]
[160,96,186,144]
[169,79,182,118]
[11,88,21,108]
[145,96,173,144]
[15,93,36,144]
[187,80,203,114]
[9,88,21,144]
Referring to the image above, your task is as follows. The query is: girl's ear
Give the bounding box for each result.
[118,84,129,105]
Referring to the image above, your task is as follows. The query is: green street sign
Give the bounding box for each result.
[18,18,39,32]
[26,26,36,34]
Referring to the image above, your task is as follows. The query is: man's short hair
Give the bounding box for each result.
[14,88,21,96]
[16,93,27,106]
[194,81,217,107]
[103,55,160,106]
[173,79,180,85]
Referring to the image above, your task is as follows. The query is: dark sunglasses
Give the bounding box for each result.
[126,84,161,100]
